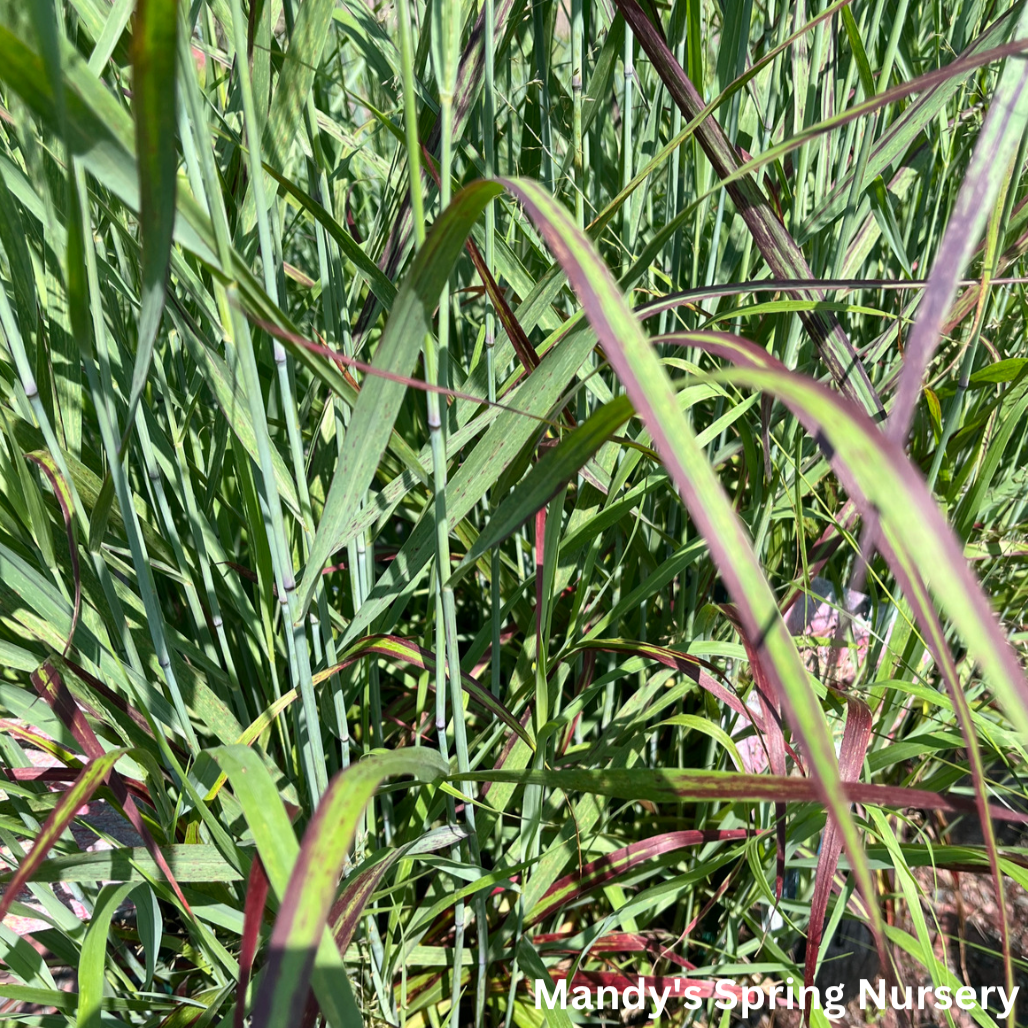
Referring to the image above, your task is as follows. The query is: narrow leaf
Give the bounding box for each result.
[125,0,179,435]
[252,750,446,1028]
[0,749,126,925]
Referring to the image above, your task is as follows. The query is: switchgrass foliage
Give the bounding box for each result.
[0,0,1027,1025]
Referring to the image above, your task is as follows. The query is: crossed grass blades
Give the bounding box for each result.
[1,0,1028,1025]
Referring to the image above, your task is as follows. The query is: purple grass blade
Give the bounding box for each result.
[887,7,1028,444]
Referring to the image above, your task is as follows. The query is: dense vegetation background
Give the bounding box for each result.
[1,0,1028,1025]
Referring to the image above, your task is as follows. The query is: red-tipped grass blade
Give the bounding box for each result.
[250,750,446,1028]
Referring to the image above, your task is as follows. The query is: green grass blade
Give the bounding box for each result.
[295,182,505,617]
[252,750,446,1028]
[495,174,886,963]
[124,0,180,437]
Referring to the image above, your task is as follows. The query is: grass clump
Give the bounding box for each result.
[1,0,1028,1026]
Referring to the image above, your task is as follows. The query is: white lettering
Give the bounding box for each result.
[824,984,845,1020]
[535,978,566,1010]
[683,985,703,1011]
[715,980,738,1010]
[741,985,764,1018]
[799,986,820,1012]
[891,986,913,1010]
[996,987,1019,1020]
[571,986,592,1010]
[956,987,977,1011]
[535,976,1015,1018]
[649,984,672,1020]
[860,979,887,1010]
[623,978,645,1011]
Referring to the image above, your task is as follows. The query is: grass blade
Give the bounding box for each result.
[0,748,126,924]
[612,0,883,417]
[124,0,180,436]
[294,184,505,617]
[495,174,888,969]
[888,3,1028,442]
[251,750,446,1028]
